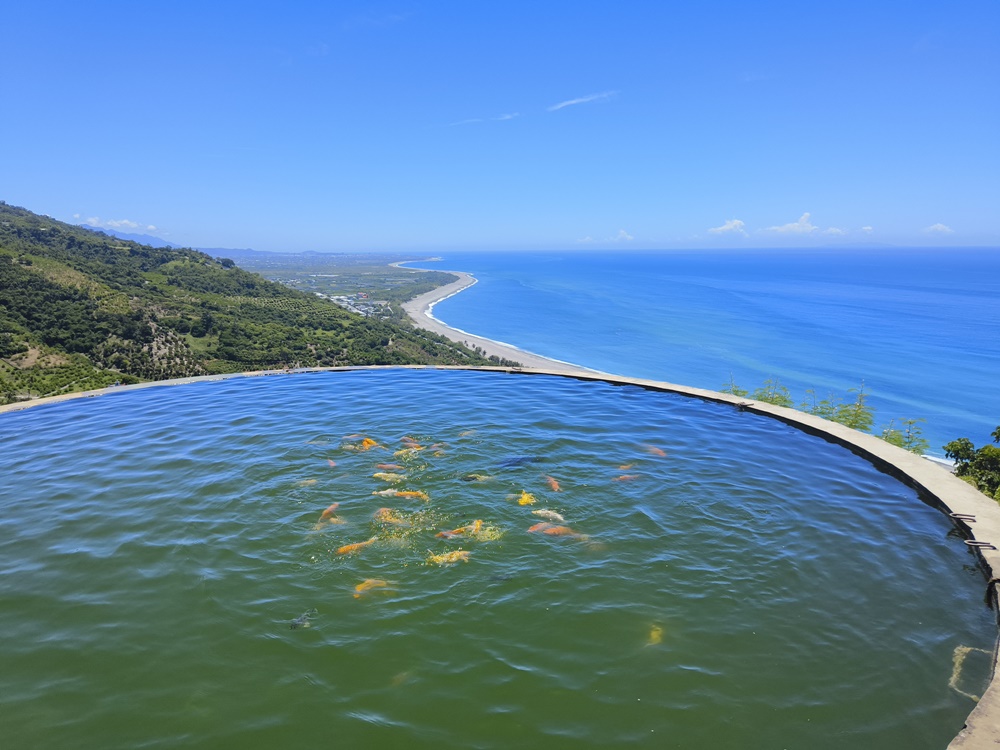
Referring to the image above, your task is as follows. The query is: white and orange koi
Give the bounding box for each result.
[613,474,639,482]
[372,472,406,483]
[531,509,565,523]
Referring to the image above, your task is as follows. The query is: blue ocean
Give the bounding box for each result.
[406,248,1000,457]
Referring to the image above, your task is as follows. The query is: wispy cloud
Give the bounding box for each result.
[547,90,618,112]
[613,229,633,242]
[923,222,954,234]
[708,218,747,236]
[861,226,874,234]
[766,212,818,234]
[449,112,520,126]
[78,215,158,232]
[823,227,847,236]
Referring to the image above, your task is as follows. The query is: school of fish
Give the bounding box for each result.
[291,431,669,634]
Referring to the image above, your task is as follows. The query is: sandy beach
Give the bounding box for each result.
[398,266,590,373]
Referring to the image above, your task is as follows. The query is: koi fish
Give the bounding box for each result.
[376,463,404,470]
[394,447,422,458]
[527,522,553,533]
[337,536,377,555]
[290,608,318,629]
[395,490,429,501]
[373,507,407,525]
[320,502,340,520]
[613,474,639,482]
[458,429,476,437]
[297,478,318,487]
[427,549,471,565]
[544,475,561,492]
[360,437,380,450]
[401,435,421,445]
[618,463,635,470]
[644,445,667,457]
[373,472,406,483]
[542,525,582,537]
[435,519,484,539]
[532,509,565,523]
[353,579,390,599]
[517,491,537,506]
[461,473,492,482]
[327,459,337,467]
[647,624,663,646]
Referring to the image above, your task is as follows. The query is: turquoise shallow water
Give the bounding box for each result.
[0,369,994,749]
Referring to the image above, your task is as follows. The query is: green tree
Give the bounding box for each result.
[944,427,1000,500]
[720,373,748,397]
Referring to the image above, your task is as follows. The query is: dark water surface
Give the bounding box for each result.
[0,369,994,749]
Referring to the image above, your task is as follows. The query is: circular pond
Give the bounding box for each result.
[0,368,993,749]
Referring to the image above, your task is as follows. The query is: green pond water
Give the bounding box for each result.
[0,369,994,749]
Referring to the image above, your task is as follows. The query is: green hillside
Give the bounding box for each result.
[0,202,507,403]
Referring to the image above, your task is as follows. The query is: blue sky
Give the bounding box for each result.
[2,2,997,252]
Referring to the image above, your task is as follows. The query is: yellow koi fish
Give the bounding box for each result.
[517,491,537,506]
[373,507,407,525]
[427,549,471,565]
[353,579,391,599]
[337,536,377,555]
[647,624,663,646]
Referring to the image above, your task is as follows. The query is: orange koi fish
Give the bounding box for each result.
[320,502,340,520]
[427,549,471,565]
[613,474,639,482]
[644,445,667,457]
[544,475,561,492]
[395,490,429,501]
[336,536,377,555]
[373,507,407,525]
[618,463,635,470]
[377,463,404,470]
[327,459,337,467]
[353,579,391,599]
[527,522,553,533]
[542,525,581,537]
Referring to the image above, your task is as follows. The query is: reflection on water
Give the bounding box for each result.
[0,369,993,749]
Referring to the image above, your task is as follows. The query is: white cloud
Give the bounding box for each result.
[547,90,618,112]
[923,223,954,234]
[824,227,847,236]
[766,212,818,234]
[861,226,873,234]
[449,112,519,126]
[708,218,747,236]
[577,236,594,244]
[79,215,159,234]
[613,229,633,242]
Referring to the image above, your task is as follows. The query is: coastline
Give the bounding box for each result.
[396,263,602,374]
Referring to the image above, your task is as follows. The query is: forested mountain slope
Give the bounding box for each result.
[0,202,497,402]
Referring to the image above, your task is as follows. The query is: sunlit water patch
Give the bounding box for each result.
[0,369,993,749]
